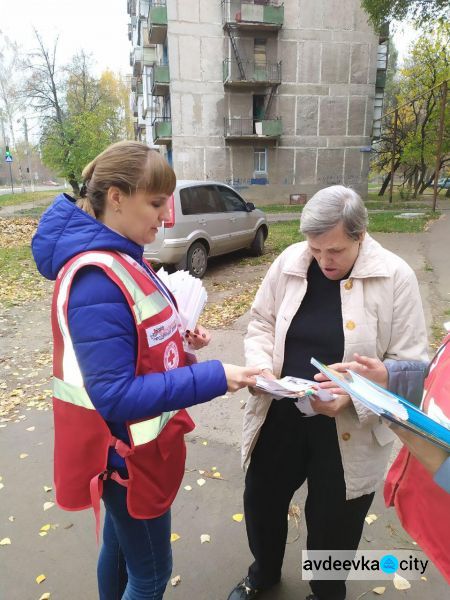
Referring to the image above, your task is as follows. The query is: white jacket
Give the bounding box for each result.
[243,234,429,499]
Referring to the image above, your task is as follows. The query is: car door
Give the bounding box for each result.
[179,185,231,256]
[216,185,255,250]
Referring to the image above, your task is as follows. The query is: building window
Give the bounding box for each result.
[254,147,267,174]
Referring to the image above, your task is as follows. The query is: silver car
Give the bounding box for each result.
[144,180,268,278]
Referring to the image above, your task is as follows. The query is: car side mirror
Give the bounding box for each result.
[246,202,255,211]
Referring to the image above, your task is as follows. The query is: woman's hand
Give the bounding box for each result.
[388,423,449,475]
[223,364,261,393]
[310,394,351,417]
[248,367,275,395]
[185,325,211,350]
[314,353,388,396]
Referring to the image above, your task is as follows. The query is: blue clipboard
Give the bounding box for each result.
[311,357,450,452]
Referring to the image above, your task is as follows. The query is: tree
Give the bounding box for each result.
[371,24,449,197]
[25,32,130,195]
[361,1,450,29]
[0,31,26,189]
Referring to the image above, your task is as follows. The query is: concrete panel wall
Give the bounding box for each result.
[296,96,319,136]
[177,0,199,23]
[321,42,351,84]
[319,96,348,136]
[164,0,380,201]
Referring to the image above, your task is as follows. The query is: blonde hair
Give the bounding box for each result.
[77,141,176,218]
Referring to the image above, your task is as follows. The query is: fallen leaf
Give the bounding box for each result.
[202,441,208,446]
[43,502,55,511]
[0,537,11,545]
[393,573,411,590]
[39,594,51,600]
[171,575,181,587]
[211,467,217,471]
[373,587,386,595]
[19,453,29,459]
[43,486,52,493]
[36,574,46,584]
[213,472,222,478]
[420,576,427,581]
[40,524,51,532]
[198,470,205,475]
[0,483,4,490]
[200,534,211,544]
[183,485,192,491]
[232,514,244,523]
[8,516,14,522]
[26,426,35,432]
[197,478,206,487]
[39,532,48,537]
[170,533,180,543]
[365,514,378,525]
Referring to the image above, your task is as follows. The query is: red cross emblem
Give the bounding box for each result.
[164,341,179,370]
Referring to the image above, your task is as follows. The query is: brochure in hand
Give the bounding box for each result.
[311,357,450,451]
[157,268,208,333]
[254,375,334,417]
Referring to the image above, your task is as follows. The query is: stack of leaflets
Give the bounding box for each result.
[311,357,450,451]
[157,268,208,333]
[254,375,334,417]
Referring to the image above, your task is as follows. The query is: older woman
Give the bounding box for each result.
[227,186,428,600]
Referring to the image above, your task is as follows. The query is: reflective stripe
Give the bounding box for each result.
[129,411,179,446]
[133,291,168,324]
[53,377,95,410]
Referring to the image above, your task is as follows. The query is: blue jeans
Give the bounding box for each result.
[98,479,172,600]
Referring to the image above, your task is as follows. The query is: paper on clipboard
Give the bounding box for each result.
[311,357,450,451]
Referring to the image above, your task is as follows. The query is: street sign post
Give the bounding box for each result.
[4,146,14,194]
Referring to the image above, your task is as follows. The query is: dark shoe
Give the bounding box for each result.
[227,577,260,599]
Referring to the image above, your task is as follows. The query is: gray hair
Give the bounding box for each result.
[300,185,368,240]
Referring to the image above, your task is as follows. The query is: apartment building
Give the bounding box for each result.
[127,0,388,202]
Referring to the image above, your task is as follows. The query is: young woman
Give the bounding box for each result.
[32,141,260,600]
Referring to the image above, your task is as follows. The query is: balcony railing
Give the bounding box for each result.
[151,63,170,95]
[223,59,281,86]
[152,116,172,144]
[224,117,282,139]
[221,0,284,30]
[148,0,168,44]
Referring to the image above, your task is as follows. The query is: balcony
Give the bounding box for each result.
[222,1,284,31]
[131,46,157,76]
[224,117,282,140]
[148,0,168,44]
[223,59,281,87]
[151,63,170,95]
[152,116,172,145]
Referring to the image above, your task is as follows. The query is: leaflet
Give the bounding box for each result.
[254,375,335,417]
[311,357,450,451]
[157,268,208,333]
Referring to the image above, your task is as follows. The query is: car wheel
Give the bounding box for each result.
[249,227,265,256]
[187,242,208,278]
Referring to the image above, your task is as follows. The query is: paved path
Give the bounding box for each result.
[1,217,450,599]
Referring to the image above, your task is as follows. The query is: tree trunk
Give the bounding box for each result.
[69,179,80,196]
[378,173,391,196]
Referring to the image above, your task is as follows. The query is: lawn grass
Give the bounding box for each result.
[368,211,440,233]
[258,204,303,213]
[0,190,60,207]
